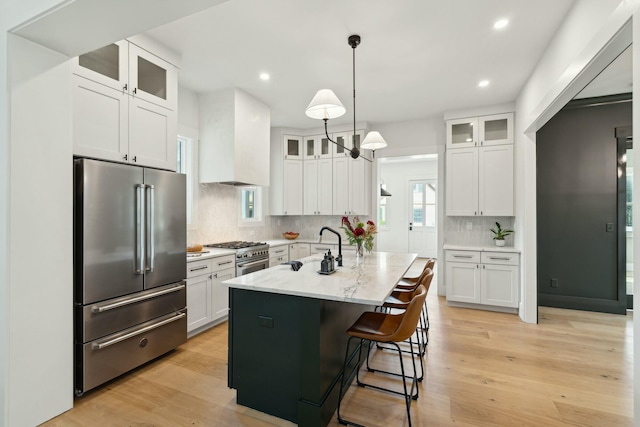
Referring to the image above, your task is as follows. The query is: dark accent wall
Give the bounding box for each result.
[537,98,630,314]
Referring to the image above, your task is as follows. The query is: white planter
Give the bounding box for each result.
[495,239,505,247]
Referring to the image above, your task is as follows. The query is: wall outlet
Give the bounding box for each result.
[550,278,559,288]
[466,221,472,231]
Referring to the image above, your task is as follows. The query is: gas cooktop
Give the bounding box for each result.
[204,241,267,250]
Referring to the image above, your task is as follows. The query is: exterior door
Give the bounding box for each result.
[408,180,437,257]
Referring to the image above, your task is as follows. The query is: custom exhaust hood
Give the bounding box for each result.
[199,88,270,186]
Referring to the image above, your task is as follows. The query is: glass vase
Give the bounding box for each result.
[355,240,364,258]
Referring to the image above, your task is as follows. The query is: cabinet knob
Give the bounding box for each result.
[123,154,128,161]
[133,87,137,95]
[132,156,137,162]
[123,83,128,92]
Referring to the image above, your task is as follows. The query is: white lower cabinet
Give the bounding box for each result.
[446,249,519,309]
[269,245,290,267]
[186,254,236,335]
[289,243,310,260]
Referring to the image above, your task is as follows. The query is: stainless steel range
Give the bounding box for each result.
[204,241,269,276]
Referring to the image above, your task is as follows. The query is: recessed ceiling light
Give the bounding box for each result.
[478,80,490,88]
[494,18,509,30]
[259,73,270,81]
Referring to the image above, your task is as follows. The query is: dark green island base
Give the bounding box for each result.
[228,288,373,427]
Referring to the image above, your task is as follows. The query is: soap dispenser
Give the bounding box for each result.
[321,253,329,273]
[327,249,335,272]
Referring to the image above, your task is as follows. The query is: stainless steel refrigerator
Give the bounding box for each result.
[74,158,187,396]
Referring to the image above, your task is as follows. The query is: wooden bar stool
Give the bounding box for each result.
[337,285,427,427]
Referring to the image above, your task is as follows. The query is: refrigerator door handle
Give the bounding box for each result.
[145,184,155,272]
[90,283,185,313]
[135,184,145,274]
[91,312,186,350]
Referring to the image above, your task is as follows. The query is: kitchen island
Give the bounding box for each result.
[223,251,417,427]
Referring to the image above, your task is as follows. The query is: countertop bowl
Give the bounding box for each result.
[283,232,299,240]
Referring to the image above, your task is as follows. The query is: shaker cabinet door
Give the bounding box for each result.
[72,75,129,163]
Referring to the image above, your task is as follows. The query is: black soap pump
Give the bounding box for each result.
[321,253,329,273]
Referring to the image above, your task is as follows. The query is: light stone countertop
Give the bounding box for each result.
[443,244,521,253]
[222,251,418,305]
[186,248,236,262]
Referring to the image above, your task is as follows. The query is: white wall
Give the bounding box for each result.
[1,2,74,425]
[515,0,637,324]
[178,85,200,130]
[512,0,639,422]
[1,1,228,425]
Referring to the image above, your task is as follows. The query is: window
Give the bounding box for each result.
[411,181,436,227]
[177,130,198,229]
[239,186,263,225]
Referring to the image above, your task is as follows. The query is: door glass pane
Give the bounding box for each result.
[306,139,315,156]
[137,56,167,100]
[484,118,508,141]
[412,183,424,226]
[336,135,345,154]
[321,138,330,155]
[451,122,474,145]
[287,139,299,156]
[78,44,120,81]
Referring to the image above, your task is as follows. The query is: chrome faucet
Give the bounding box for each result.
[319,226,342,267]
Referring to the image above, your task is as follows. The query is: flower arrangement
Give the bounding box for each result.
[341,216,377,255]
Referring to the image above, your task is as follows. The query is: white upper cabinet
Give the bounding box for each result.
[446,117,478,149]
[73,41,128,93]
[283,159,303,215]
[72,39,178,171]
[284,135,303,160]
[304,135,332,160]
[446,147,479,216]
[72,75,129,164]
[332,132,350,157]
[446,113,513,149]
[479,113,514,146]
[128,43,177,111]
[478,145,514,216]
[446,112,514,216]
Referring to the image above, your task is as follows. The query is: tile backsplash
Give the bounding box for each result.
[445,216,515,247]
[188,183,367,245]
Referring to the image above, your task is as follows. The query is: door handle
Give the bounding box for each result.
[135,184,145,274]
[145,184,155,272]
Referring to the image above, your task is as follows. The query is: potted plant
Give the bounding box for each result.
[490,222,513,247]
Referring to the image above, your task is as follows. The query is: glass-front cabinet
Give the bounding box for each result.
[73,40,177,110]
[446,117,479,149]
[74,40,128,92]
[479,113,514,146]
[284,135,303,159]
[128,43,177,110]
[304,135,332,160]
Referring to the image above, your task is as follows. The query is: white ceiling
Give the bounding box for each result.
[146,0,576,129]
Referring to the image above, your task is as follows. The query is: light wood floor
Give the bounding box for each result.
[43,294,633,426]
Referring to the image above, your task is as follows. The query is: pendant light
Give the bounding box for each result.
[305,34,387,162]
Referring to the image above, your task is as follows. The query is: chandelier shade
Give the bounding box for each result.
[361,131,387,150]
[305,89,346,120]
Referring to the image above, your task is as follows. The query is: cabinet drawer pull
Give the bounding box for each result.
[189,265,208,272]
[274,249,285,254]
[217,260,233,266]
[488,256,511,261]
[453,255,473,259]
